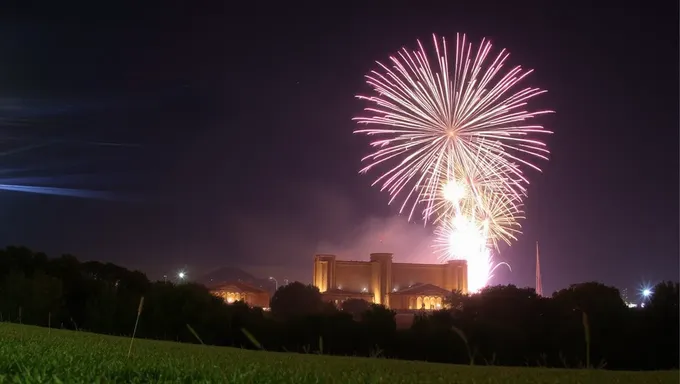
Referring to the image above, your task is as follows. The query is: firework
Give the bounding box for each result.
[423,150,525,247]
[431,186,518,292]
[355,33,551,291]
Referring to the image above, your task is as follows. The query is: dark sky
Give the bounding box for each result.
[0,2,677,294]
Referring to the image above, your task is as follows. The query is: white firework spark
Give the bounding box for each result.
[354,33,552,292]
[354,33,552,221]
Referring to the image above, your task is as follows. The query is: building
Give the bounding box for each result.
[313,252,467,310]
[209,281,271,308]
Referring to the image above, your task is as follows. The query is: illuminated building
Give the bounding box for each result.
[313,253,468,310]
[210,281,270,308]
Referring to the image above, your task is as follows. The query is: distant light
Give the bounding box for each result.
[178,271,186,279]
[362,287,367,292]
[642,288,652,297]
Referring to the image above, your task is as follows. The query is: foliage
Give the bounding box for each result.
[270,282,323,320]
[0,246,678,371]
[340,298,370,320]
[0,323,676,384]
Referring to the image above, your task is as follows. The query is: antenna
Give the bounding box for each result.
[535,241,543,296]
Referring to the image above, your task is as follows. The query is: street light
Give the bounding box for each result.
[639,285,654,306]
[178,271,186,280]
[269,276,278,291]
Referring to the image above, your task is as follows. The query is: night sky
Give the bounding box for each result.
[0,3,677,294]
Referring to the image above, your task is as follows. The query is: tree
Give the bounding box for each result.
[552,282,627,315]
[648,281,679,313]
[341,298,370,320]
[551,282,629,368]
[269,282,323,320]
[361,304,396,332]
[444,289,467,310]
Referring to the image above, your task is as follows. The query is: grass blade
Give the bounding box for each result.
[582,310,591,369]
[127,296,144,358]
[240,328,263,350]
[451,325,474,365]
[186,324,205,345]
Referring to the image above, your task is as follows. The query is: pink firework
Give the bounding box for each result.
[354,33,552,291]
[354,33,552,222]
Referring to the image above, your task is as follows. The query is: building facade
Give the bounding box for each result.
[210,281,271,308]
[313,253,467,310]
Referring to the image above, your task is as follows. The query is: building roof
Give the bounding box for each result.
[391,283,451,296]
[209,281,267,294]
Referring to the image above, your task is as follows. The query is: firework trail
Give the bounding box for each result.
[354,33,552,292]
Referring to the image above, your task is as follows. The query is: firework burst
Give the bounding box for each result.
[354,33,552,291]
[423,150,525,247]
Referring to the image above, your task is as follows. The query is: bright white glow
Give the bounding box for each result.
[435,213,502,293]
[639,283,654,300]
[447,216,486,260]
[178,271,186,279]
[442,181,466,203]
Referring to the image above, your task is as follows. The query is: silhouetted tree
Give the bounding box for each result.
[270,282,323,320]
[341,298,371,320]
[551,282,629,368]
[648,281,679,313]
[640,281,680,369]
[444,289,467,310]
[0,246,677,370]
[553,282,627,316]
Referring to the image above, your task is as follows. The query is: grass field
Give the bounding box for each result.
[0,323,676,383]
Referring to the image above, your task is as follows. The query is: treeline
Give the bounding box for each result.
[0,246,677,371]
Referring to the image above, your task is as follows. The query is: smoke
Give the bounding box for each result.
[224,182,440,283]
[315,216,437,264]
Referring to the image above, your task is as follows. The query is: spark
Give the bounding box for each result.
[355,33,551,291]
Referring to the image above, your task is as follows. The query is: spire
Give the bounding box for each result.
[535,241,543,296]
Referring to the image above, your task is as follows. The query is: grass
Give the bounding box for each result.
[0,323,677,383]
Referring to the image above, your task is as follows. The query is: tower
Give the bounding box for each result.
[535,241,543,296]
[313,254,336,293]
[370,252,393,306]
